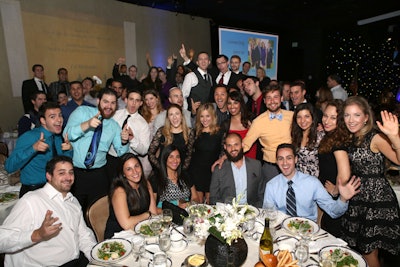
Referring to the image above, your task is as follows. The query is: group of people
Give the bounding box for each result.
[1,45,399,267]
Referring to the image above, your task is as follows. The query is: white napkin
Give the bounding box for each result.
[112,230,136,242]
[309,237,347,253]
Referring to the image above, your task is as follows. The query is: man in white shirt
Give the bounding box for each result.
[108,89,151,178]
[327,74,348,101]
[0,156,96,267]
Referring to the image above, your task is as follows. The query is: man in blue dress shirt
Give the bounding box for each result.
[6,102,73,197]
[263,143,360,222]
[63,88,129,213]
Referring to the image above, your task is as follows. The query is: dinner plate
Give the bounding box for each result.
[90,238,131,263]
[281,217,320,235]
[135,218,163,237]
[187,204,214,217]
[319,245,367,267]
[238,204,260,216]
[273,235,298,252]
[0,191,19,205]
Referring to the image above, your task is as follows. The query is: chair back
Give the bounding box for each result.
[0,142,8,157]
[86,196,109,242]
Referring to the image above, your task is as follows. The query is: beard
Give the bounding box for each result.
[98,105,116,119]
[226,148,244,163]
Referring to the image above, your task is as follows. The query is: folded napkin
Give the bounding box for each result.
[112,230,136,242]
[309,237,347,253]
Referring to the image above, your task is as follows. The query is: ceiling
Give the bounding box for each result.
[118,0,400,32]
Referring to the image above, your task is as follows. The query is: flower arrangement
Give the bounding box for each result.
[193,197,250,245]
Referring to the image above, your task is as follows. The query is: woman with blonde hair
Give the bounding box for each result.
[189,103,223,203]
[342,96,400,267]
[148,104,195,172]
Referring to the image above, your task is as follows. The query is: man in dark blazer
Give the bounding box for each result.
[22,64,48,113]
[210,133,264,207]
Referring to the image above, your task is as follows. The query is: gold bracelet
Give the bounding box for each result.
[391,144,400,150]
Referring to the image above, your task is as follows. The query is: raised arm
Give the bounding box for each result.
[374,110,400,165]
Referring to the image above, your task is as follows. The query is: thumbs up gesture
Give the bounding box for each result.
[88,112,102,129]
[61,133,72,151]
[121,124,130,143]
[33,132,49,152]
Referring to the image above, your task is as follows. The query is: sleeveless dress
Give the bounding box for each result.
[189,131,223,192]
[104,187,150,239]
[341,130,400,254]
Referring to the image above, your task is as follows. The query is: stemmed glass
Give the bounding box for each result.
[159,232,171,254]
[162,209,173,230]
[149,216,162,242]
[294,240,309,267]
[243,213,256,237]
[297,222,313,243]
[182,217,194,241]
[264,203,278,224]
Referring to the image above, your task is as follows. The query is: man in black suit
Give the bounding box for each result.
[210,133,264,207]
[22,64,48,113]
[215,55,240,90]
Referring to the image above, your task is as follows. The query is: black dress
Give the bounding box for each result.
[104,187,150,239]
[318,146,344,237]
[189,131,223,192]
[341,130,400,254]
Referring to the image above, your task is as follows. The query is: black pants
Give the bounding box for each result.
[19,183,46,198]
[59,251,88,267]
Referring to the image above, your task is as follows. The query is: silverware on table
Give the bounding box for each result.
[312,233,329,241]
[172,225,187,239]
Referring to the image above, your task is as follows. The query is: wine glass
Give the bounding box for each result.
[294,240,309,267]
[182,217,194,241]
[162,209,173,229]
[264,202,278,224]
[243,213,256,237]
[297,222,313,243]
[149,216,162,239]
[159,232,171,254]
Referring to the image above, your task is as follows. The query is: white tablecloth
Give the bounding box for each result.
[87,211,350,267]
[0,184,20,224]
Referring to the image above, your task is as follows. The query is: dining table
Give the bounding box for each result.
[0,184,20,224]
[87,208,364,267]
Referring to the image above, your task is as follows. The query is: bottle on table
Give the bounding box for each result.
[260,218,273,254]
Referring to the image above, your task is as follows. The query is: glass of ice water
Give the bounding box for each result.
[294,240,309,266]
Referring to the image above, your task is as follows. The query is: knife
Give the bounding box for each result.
[172,225,187,239]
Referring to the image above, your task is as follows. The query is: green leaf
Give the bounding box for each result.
[209,226,227,243]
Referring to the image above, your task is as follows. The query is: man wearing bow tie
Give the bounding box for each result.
[243,86,293,183]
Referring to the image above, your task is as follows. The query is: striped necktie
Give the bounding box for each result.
[286,180,297,216]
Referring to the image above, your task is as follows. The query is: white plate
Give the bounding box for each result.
[169,239,188,253]
[238,204,260,216]
[90,238,131,263]
[273,235,298,251]
[135,219,163,237]
[0,191,18,205]
[187,204,214,217]
[281,217,320,235]
[319,245,367,267]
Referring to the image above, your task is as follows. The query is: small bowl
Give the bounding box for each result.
[183,254,208,267]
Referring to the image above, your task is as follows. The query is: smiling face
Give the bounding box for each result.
[46,161,74,197]
[144,93,158,109]
[199,109,212,129]
[322,105,338,132]
[166,149,181,172]
[168,88,184,107]
[276,147,297,179]
[168,106,183,129]
[224,134,244,162]
[344,104,368,135]
[129,66,137,79]
[230,57,241,72]
[98,93,117,119]
[264,90,281,113]
[214,87,228,109]
[70,83,84,102]
[290,85,306,106]
[33,65,44,79]
[296,109,313,132]
[227,97,241,116]
[40,108,63,134]
[123,157,142,187]
[196,53,210,71]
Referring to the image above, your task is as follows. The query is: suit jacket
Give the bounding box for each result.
[210,157,264,207]
[21,79,48,113]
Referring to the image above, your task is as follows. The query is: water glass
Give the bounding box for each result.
[131,236,145,258]
[298,223,312,243]
[162,209,173,229]
[243,213,256,237]
[182,217,194,241]
[264,202,278,223]
[159,233,171,252]
[153,252,168,267]
[294,240,309,266]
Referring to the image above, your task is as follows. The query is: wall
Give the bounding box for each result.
[0,0,211,130]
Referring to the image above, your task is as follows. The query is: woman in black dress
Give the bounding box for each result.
[104,153,157,239]
[189,103,223,204]
[318,100,350,237]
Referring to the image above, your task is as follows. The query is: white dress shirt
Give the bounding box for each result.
[216,70,232,86]
[331,85,348,101]
[1,183,96,266]
[34,77,46,92]
[181,67,208,110]
[109,109,151,157]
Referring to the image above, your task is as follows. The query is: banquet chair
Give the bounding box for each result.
[0,142,8,157]
[86,196,109,242]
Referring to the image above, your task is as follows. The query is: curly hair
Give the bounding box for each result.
[195,103,220,138]
[141,89,163,123]
[162,104,190,146]
[319,100,350,154]
[291,103,319,151]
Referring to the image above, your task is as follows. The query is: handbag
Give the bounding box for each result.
[162,201,189,225]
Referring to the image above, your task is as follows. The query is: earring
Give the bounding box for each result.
[364,121,367,125]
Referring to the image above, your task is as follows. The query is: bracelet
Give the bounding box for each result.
[391,144,400,150]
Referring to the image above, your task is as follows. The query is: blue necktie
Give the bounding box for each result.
[269,112,283,121]
[286,180,297,216]
[51,135,58,157]
[84,118,103,169]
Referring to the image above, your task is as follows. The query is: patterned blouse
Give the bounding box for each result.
[296,131,324,177]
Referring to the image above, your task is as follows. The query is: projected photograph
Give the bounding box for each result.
[219,27,278,79]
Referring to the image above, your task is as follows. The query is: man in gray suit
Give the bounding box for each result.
[210,133,264,207]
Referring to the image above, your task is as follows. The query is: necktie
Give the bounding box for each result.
[218,73,224,85]
[40,81,47,93]
[84,118,103,169]
[52,135,58,157]
[269,112,283,120]
[204,74,208,81]
[121,114,131,130]
[286,180,297,216]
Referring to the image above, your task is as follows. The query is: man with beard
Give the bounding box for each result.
[243,86,293,183]
[0,156,96,267]
[209,133,264,207]
[64,88,129,213]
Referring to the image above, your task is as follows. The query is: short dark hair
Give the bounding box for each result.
[30,91,47,101]
[290,80,306,90]
[70,80,82,87]
[112,79,126,89]
[244,75,259,83]
[230,55,241,62]
[46,156,73,176]
[264,83,281,98]
[276,143,296,157]
[214,84,228,93]
[32,64,43,72]
[242,61,251,67]
[82,77,94,88]
[126,88,142,99]
[97,87,117,100]
[216,54,229,62]
[197,51,210,59]
[38,102,61,119]
[57,68,67,75]
[328,74,342,84]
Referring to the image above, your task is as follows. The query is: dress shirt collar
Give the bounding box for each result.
[331,84,341,91]
[197,67,208,76]
[34,77,43,82]
[43,183,74,201]
[123,108,138,117]
[281,171,299,185]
